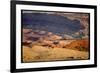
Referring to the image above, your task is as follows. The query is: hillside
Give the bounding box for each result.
[64,39,89,51]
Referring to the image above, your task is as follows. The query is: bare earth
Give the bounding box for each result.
[22,45,89,63]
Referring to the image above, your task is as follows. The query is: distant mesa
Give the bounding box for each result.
[22,28,89,51]
[38,30,47,35]
[23,29,32,34]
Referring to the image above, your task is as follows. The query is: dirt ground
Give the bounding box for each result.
[22,45,89,63]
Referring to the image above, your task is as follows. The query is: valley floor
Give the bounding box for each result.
[22,45,89,63]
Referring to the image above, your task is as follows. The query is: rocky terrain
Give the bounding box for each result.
[22,12,89,63]
[22,28,89,62]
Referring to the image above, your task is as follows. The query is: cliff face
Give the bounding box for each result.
[22,28,89,51]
